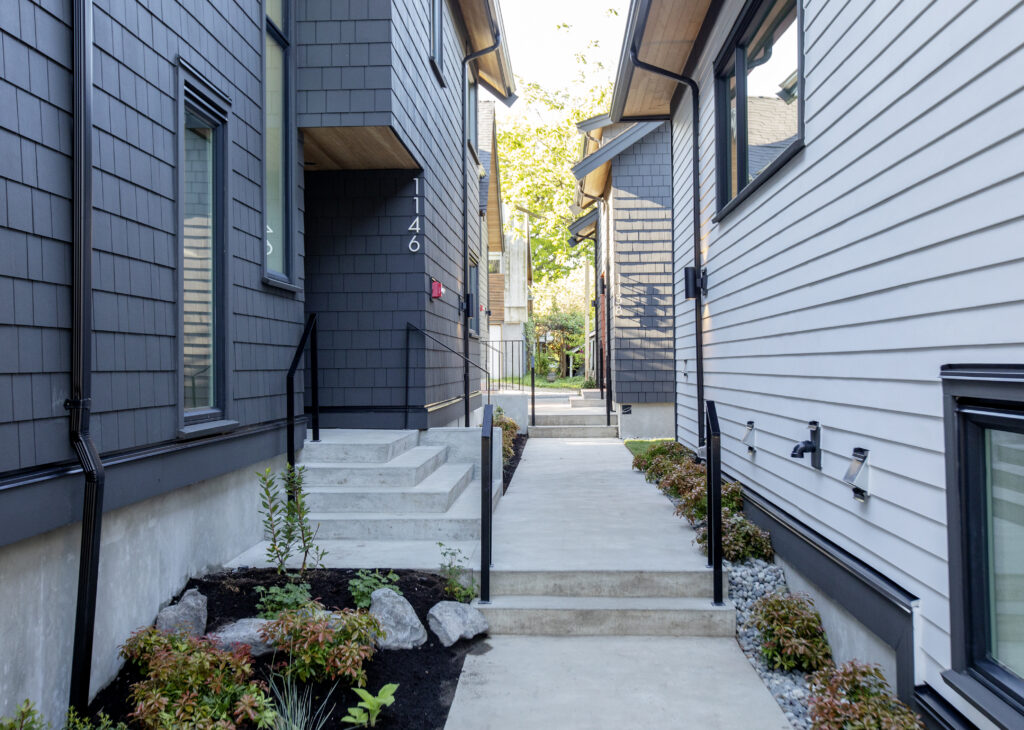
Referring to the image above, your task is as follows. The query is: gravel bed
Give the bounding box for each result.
[728,558,812,730]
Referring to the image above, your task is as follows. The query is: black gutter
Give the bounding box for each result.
[68,0,105,712]
[461,17,503,427]
[627,46,705,447]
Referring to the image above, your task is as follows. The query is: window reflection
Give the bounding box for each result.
[987,428,1024,677]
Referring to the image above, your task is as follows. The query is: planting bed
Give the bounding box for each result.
[503,434,528,492]
[87,568,482,730]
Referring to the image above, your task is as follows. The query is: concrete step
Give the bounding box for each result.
[227,539,479,572]
[310,478,501,541]
[301,446,448,488]
[535,413,617,427]
[475,595,735,637]
[570,397,610,409]
[301,429,419,463]
[581,389,603,400]
[305,463,473,513]
[480,570,715,598]
[529,425,619,438]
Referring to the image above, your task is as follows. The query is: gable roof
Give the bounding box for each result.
[571,120,663,205]
[568,207,599,246]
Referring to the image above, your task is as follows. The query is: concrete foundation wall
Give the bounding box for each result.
[490,393,528,434]
[778,556,898,692]
[617,402,674,440]
[0,456,279,723]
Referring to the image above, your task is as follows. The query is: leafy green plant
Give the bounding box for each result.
[695,509,774,562]
[437,542,477,603]
[65,709,129,730]
[342,684,398,728]
[348,570,403,609]
[658,462,705,500]
[809,661,923,729]
[120,627,276,729]
[674,479,744,524]
[255,582,314,618]
[259,603,380,686]
[258,466,327,575]
[492,407,519,464]
[267,673,336,730]
[750,592,832,672]
[0,701,47,730]
[631,439,690,473]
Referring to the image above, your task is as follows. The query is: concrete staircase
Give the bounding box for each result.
[475,569,734,637]
[299,430,500,542]
[530,389,619,438]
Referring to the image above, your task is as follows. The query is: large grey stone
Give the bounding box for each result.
[155,588,207,637]
[370,588,427,649]
[207,618,275,657]
[427,601,488,647]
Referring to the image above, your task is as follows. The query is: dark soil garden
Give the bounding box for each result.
[503,434,528,492]
[87,568,484,730]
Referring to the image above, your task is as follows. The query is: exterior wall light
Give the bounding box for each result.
[684,266,708,299]
[742,420,756,454]
[843,447,870,502]
[790,421,821,470]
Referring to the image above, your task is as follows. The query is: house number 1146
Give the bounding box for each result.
[409,177,422,252]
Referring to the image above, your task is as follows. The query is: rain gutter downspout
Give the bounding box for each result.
[68,0,106,712]
[628,45,706,447]
[461,19,503,426]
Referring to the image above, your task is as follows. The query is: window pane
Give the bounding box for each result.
[726,72,738,200]
[183,112,216,411]
[266,0,284,32]
[745,0,799,180]
[987,428,1024,677]
[265,35,287,275]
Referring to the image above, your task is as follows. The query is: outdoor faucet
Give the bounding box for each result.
[790,421,822,470]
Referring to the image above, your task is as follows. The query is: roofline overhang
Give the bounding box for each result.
[571,120,662,181]
[457,0,518,102]
[577,113,613,133]
[568,207,599,246]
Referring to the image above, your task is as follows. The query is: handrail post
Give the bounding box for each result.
[310,314,320,443]
[287,371,296,467]
[480,404,493,604]
[530,360,536,427]
[706,401,724,606]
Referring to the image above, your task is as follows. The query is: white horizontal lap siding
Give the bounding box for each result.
[673,0,1024,719]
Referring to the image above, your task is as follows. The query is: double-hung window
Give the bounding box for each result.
[265,0,292,283]
[715,0,803,216]
[941,365,1024,726]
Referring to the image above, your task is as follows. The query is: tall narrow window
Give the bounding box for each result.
[183,109,221,414]
[715,0,802,213]
[266,3,290,278]
[467,74,478,149]
[430,0,445,85]
[468,263,479,335]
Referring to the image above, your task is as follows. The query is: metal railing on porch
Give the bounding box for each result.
[481,338,529,392]
[404,323,490,429]
[286,314,320,468]
[705,400,725,606]
[479,403,494,603]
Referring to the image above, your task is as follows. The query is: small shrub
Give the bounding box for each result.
[120,627,276,729]
[695,509,774,562]
[255,582,314,618]
[631,440,690,473]
[581,377,596,389]
[0,701,47,730]
[644,454,684,484]
[437,542,477,603]
[341,683,398,728]
[492,407,519,464]
[260,603,379,686]
[674,479,743,524]
[659,462,705,500]
[259,466,328,575]
[267,672,336,730]
[66,709,129,730]
[348,569,403,609]
[809,661,923,729]
[750,592,832,672]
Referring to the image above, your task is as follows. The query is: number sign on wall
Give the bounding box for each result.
[409,177,422,252]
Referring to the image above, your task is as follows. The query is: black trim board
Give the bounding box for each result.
[915,685,975,730]
[742,488,919,703]
[0,420,301,550]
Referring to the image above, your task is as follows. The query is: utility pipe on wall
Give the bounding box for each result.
[68,0,106,712]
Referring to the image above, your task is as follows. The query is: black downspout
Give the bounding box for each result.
[628,46,705,447]
[461,26,502,426]
[68,0,105,712]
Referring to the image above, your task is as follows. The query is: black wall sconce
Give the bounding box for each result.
[791,421,821,470]
[843,447,869,502]
[742,420,756,455]
[684,267,708,299]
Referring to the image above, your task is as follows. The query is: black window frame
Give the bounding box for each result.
[941,364,1024,728]
[429,0,445,87]
[713,0,804,221]
[468,260,480,337]
[176,60,236,437]
[263,0,299,292]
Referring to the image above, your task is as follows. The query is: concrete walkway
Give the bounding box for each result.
[446,430,790,729]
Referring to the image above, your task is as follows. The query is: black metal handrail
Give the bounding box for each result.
[287,313,320,467]
[479,403,494,603]
[705,400,724,606]
[480,338,528,393]
[404,323,489,428]
[530,362,536,427]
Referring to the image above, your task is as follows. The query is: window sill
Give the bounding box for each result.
[178,419,239,441]
[713,140,804,223]
[942,669,1024,728]
[262,273,302,294]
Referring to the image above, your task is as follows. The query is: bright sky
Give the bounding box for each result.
[489,0,630,117]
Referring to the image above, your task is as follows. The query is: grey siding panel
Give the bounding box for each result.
[611,123,674,404]
[672,1,1024,724]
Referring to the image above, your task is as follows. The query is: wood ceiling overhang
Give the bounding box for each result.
[611,0,714,121]
[453,0,516,102]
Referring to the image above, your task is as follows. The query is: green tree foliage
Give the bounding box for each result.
[534,310,585,376]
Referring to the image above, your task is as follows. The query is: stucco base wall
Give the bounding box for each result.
[0,456,279,723]
[777,556,898,692]
[616,402,674,439]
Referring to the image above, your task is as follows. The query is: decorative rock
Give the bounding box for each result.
[155,588,207,637]
[207,618,275,657]
[427,601,488,648]
[370,588,427,649]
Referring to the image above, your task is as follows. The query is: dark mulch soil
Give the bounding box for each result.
[503,434,528,492]
[88,568,482,730]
